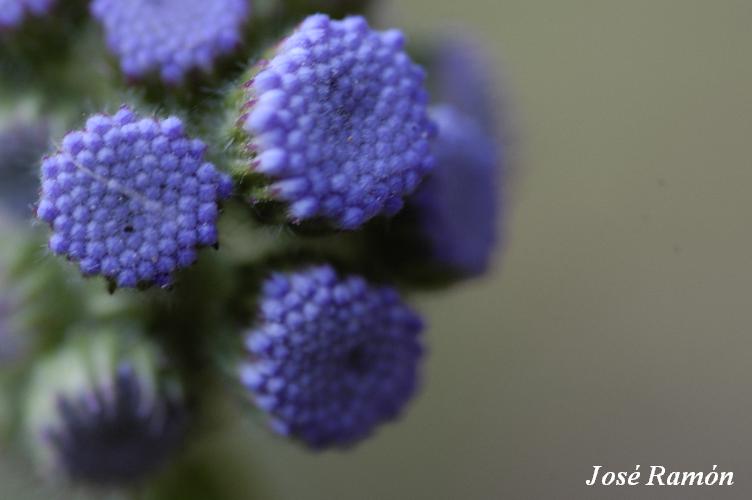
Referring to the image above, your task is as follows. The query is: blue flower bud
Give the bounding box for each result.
[373,38,507,281]
[24,330,186,485]
[410,105,501,276]
[36,107,232,289]
[413,38,507,276]
[91,0,251,84]
[232,14,435,230]
[237,264,424,448]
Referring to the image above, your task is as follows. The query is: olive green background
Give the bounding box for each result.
[3,0,752,498]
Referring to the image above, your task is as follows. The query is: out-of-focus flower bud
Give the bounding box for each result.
[90,0,251,84]
[24,329,186,486]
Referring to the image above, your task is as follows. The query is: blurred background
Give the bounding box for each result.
[3,0,752,498]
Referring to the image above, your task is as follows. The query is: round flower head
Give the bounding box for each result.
[411,106,500,276]
[0,118,49,219]
[91,0,251,84]
[36,107,233,289]
[237,14,434,229]
[25,331,186,485]
[0,0,56,29]
[239,265,424,448]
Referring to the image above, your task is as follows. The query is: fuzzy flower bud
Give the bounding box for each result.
[234,14,435,229]
[0,0,56,29]
[24,330,186,485]
[91,0,251,84]
[36,106,233,289]
[238,264,424,448]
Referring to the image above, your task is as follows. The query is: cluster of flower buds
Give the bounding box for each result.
[0,0,507,494]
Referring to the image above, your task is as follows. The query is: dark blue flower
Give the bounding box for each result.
[91,0,251,84]
[239,265,424,448]
[25,331,186,485]
[411,105,500,276]
[0,0,56,29]
[237,14,434,229]
[37,107,233,289]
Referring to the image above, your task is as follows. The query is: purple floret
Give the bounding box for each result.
[36,106,233,288]
[91,0,251,84]
[0,0,56,29]
[412,106,500,276]
[239,14,435,229]
[239,265,424,448]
